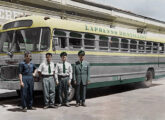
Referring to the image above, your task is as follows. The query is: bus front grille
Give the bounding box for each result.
[0,65,19,80]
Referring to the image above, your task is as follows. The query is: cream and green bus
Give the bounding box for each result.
[0,15,165,100]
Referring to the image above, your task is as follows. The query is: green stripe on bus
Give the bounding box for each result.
[90,62,165,66]
[155,74,165,79]
[88,77,145,88]
[1,62,165,67]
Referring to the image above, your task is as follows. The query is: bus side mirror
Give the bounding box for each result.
[52,37,59,51]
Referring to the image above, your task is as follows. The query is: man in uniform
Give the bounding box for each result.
[74,50,90,107]
[19,51,37,112]
[55,52,72,107]
[38,53,57,109]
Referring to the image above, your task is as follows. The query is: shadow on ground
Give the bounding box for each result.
[0,82,162,111]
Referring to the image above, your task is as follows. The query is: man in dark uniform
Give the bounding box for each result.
[18,51,37,112]
[74,50,90,107]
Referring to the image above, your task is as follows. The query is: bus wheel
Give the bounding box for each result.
[67,85,75,102]
[141,70,153,88]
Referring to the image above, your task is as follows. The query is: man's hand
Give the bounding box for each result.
[68,80,71,86]
[87,81,90,85]
[20,81,24,88]
[56,81,59,85]
[74,81,77,85]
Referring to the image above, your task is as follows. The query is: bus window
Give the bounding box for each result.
[99,36,109,50]
[153,42,158,53]
[138,41,145,53]
[110,37,119,51]
[159,43,164,53]
[121,38,128,52]
[130,40,137,52]
[69,32,82,49]
[146,42,152,53]
[0,32,12,53]
[0,27,50,52]
[54,30,67,49]
[84,33,95,49]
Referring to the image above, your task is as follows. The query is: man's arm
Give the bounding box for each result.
[68,63,73,86]
[18,63,24,87]
[55,63,59,84]
[87,63,90,84]
[19,74,24,87]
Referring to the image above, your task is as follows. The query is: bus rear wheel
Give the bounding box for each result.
[67,85,75,102]
[141,70,153,88]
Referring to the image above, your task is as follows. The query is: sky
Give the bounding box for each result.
[94,0,165,22]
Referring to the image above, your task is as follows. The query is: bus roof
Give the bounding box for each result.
[1,15,165,43]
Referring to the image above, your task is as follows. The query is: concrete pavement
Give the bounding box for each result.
[0,79,165,120]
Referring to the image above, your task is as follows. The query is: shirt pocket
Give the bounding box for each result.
[84,66,88,71]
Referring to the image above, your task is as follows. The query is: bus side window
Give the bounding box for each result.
[153,42,158,53]
[159,43,164,54]
[130,39,137,52]
[99,36,109,51]
[138,41,145,53]
[110,37,119,51]
[84,33,95,50]
[53,29,67,50]
[69,32,82,49]
[121,38,129,52]
[52,37,59,51]
[146,41,152,53]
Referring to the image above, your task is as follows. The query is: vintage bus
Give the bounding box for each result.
[0,15,165,100]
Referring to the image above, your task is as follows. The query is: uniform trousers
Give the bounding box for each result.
[21,75,34,108]
[76,81,87,104]
[42,76,55,106]
[58,76,69,104]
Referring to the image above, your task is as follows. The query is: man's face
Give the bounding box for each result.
[25,54,31,62]
[79,55,84,61]
[61,56,67,62]
[46,55,52,62]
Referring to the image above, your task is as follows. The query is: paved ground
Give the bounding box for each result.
[0,79,165,120]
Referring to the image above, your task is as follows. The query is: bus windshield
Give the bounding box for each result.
[0,27,50,53]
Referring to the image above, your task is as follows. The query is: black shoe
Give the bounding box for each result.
[43,105,49,109]
[76,103,80,107]
[82,102,87,107]
[22,107,27,112]
[58,104,62,107]
[28,107,36,110]
[49,105,57,108]
[65,103,70,107]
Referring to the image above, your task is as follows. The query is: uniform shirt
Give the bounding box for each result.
[18,62,36,76]
[38,61,55,75]
[55,61,72,82]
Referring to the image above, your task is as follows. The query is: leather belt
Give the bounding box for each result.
[58,75,69,78]
[42,75,54,77]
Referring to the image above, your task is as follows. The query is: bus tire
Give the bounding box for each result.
[141,70,153,88]
[67,85,75,102]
